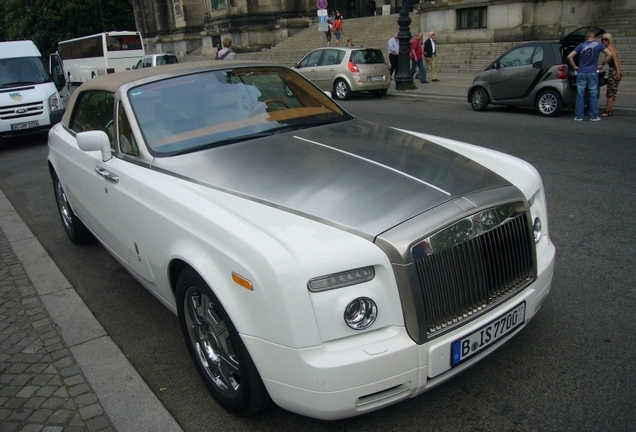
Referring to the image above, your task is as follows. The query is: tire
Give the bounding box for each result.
[176,268,270,416]
[470,87,489,111]
[334,79,351,100]
[536,89,563,117]
[371,89,387,98]
[52,173,92,244]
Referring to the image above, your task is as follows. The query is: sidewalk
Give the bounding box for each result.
[0,190,182,432]
[386,73,636,110]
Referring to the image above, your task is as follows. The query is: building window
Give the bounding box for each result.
[212,0,226,10]
[457,7,487,30]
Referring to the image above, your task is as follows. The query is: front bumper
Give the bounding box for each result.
[242,240,555,420]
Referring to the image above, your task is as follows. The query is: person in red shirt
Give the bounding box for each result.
[410,33,427,83]
[333,18,343,46]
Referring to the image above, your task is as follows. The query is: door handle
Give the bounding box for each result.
[94,165,119,183]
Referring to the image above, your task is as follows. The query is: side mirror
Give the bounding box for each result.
[293,63,300,68]
[77,131,113,162]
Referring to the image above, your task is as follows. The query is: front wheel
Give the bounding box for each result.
[176,268,270,416]
[470,87,489,111]
[536,89,563,117]
[52,173,92,244]
[334,79,351,100]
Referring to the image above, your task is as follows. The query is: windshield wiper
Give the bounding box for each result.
[1,81,42,87]
[170,131,274,156]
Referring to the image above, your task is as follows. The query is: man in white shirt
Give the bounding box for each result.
[388,33,399,79]
[215,37,236,60]
[423,31,438,82]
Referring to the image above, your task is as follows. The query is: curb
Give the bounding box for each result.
[0,189,183,432]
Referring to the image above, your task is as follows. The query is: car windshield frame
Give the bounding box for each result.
[128,66,353,157]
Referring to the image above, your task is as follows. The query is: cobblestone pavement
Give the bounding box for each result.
[0,227,115,432]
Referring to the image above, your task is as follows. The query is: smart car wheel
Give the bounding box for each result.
[176,268,270,416]
[470,87,489,111]
[536,89,563,117]
[334,79,351,100]
[52,173,92,244]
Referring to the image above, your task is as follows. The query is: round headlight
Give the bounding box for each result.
[533,217,542,244]
[344,297,377,330]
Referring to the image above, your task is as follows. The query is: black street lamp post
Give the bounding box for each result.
[395,0,413,90]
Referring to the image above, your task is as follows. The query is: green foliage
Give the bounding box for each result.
[0,0,136,56]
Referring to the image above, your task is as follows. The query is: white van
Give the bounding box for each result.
[0,40,69,138]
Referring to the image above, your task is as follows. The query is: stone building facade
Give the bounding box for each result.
[418,0,636,44]
[131,0,635,55]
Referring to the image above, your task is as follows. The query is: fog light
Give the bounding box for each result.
[344,297,377,330]
[533,217,542,243]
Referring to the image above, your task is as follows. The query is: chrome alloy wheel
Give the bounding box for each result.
[184,287,241,397]
[335,80,350,100]
[538,92,558,115]
[55,179,74,234]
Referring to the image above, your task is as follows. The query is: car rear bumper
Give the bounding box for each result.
[349,76,390,93]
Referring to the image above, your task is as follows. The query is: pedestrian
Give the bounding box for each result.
[567,28,612,121]
[369,0,376,16]
[388,32,399,79]
[215,37,236,60]
[324,24,332,47]
[599,33,622,117]
[410,33,427,84]
[333,17,343,46]
[346,39,353,46]
[424,30,439,82]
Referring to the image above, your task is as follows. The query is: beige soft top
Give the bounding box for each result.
[61,60,277,124]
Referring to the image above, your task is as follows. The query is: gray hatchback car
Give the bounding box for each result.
[468,27,606,117]
[293,47,390,100]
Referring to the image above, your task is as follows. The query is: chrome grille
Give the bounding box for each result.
[0,101,45,121]
[413,204,535,336]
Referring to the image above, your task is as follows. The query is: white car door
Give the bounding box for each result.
[60,90,129,263]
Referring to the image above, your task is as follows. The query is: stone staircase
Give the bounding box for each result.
[184,9,635,77]
[594,8,636,77]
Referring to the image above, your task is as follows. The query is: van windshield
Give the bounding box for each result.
[0,57,52,87]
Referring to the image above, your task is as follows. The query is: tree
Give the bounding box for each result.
[0,0,136,56]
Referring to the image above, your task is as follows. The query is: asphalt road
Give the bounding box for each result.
[1,97,635,431]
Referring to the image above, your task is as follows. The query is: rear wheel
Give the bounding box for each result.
[371,89,387,98]
[176,268,270,416]
[334,79,351,100]
[52,173,92,244]
[470,87,489,111]
[536,89,563,117]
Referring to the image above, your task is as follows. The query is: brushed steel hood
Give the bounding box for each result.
[153,120,509,239]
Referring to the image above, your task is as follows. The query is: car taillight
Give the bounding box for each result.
[348,61,359,73]
[556,65,568,80]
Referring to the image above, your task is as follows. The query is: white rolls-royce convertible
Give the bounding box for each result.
[48,61,555,420]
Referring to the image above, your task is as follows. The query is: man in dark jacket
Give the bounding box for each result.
[423,31,439,82]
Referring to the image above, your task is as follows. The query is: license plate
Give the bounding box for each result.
[368,76,383,82]
[451,302,526,367]
[11,120,39,131]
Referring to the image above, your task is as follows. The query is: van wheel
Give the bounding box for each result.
[470,87,489,111]
[334,79,351,100]
[536,89,563,117]
[176,268,270,416]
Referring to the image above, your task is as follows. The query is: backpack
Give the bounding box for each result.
[215,49,232,60]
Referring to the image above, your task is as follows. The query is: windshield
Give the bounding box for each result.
[129,66,353,156]
[0,56,51,87]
